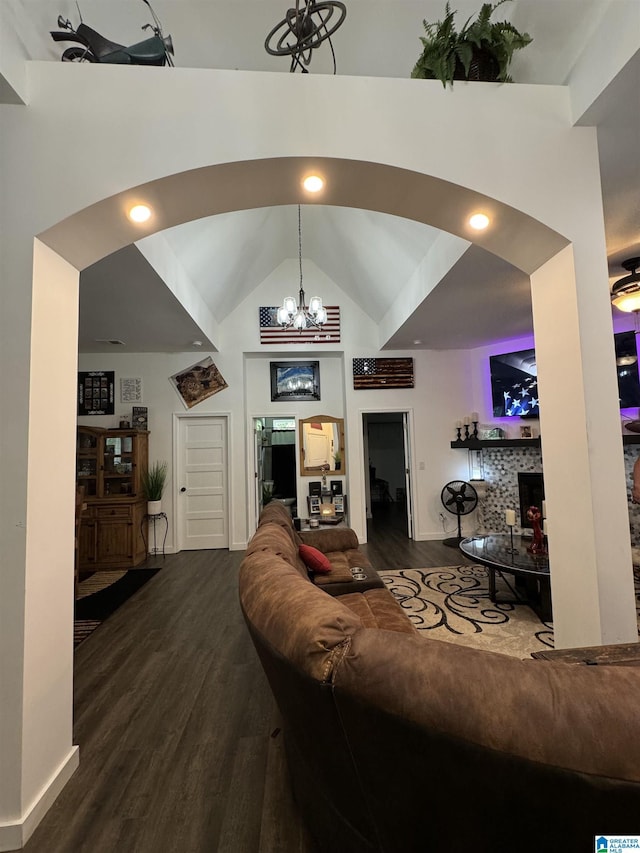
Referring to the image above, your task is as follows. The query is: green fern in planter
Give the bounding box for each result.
[141,461,168,501]
[411,0,532,87]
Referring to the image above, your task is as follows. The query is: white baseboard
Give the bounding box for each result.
[0,746,79,851]
[414,531,459,541]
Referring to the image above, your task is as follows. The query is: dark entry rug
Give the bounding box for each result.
[74,568,160,647]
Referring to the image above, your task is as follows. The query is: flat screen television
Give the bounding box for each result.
[614,331,640,408]
[489,348,539,418]
[490,333,640,418]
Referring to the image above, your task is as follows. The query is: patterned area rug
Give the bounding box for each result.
[75,568,160,648]
[382,565,640,659]
[382,565,554,659]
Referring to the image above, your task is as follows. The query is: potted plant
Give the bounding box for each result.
[333,450,342,471]
[411,0,532,87]
[142,460,168,515]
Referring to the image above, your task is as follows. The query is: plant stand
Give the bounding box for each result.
[142,512,168,557]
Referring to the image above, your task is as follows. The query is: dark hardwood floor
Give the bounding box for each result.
[23,507,468,853]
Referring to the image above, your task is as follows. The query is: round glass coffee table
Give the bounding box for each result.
[459,533,552,622]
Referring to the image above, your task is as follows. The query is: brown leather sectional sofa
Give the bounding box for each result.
[239,501,640,852]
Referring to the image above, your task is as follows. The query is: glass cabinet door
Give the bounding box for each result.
[103,433,136,497]
[77,430,98,497]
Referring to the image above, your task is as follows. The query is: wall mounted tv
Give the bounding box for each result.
[490,332,640,418]
[490,348,539,418]
[614,331,640,408]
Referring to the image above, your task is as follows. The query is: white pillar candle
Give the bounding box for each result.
[463,416,471,425]
[471,412,479,422]
[505,509,517,526]
[455,420,462,428]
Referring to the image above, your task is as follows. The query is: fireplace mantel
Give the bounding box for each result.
[450,438,540,449]
[451,434,640,450]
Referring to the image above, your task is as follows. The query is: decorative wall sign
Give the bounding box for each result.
[259,306,341,345]
[352,358,414,390]
[132,406,148,430]
[78,371,115,415]
[120,377,143,403]
[170,357,228,409]
[271,361,321,402]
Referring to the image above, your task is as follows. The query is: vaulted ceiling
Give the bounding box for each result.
[9,0,639,351]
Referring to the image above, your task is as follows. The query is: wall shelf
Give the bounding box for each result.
[450,438,541,449]
[451,434,640,449]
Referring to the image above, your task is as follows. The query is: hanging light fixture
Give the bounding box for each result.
[611,257,640,314]
[277,205,327,331]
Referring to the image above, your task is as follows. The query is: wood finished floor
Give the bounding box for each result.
[23,504,471,853]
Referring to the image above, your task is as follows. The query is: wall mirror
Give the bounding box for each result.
[299,415,346,477]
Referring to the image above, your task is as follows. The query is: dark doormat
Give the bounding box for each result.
[74,568,160,647]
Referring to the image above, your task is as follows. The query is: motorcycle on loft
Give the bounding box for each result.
[50,0,174,65]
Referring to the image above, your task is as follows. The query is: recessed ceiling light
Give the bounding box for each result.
[413,339,422,345]
[469,212,490,230]
[302,175,324,193]
[128,204,152,223]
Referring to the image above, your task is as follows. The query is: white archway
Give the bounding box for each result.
[2,65,636,847]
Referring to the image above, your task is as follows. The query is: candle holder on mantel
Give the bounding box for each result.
[505,509,518,554]
[471,412,479,440]
[526,506,547,556]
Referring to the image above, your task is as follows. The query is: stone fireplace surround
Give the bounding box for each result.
[474,445,640,547]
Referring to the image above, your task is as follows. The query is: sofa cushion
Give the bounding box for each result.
[245,522,308,578]
[299,527,366,557]
[338,588,417,634]
[299,544,333,574]
[239,550,364,682]
[334,628,640,784]
[258,501,303,547]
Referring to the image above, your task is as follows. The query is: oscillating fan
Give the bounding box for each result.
[440,480,478,547]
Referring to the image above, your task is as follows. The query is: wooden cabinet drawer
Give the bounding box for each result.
[96,504,133,520]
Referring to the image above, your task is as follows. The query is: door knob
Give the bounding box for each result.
[180,487,186,492]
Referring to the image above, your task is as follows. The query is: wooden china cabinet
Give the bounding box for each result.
[76,426,149,571]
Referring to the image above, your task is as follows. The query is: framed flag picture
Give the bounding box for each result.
[259,306,340,345]
[352,358,414,390]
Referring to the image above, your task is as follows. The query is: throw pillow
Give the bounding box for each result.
[299,544,332,574]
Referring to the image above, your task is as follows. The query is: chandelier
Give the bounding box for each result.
[277,206,327,331]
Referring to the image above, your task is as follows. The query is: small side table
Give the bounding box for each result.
[142,512,168,557]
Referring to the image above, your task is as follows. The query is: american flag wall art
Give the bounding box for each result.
[259,306,341,345]
[353,357,414,390]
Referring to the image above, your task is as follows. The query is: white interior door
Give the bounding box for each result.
[402,412,414,539]
[177,416,228,550]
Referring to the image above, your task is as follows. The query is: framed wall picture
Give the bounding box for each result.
[120,377,143,403]
[270,361,320,402]
[170,356,228,409]
[352,357,414,389]
[78,370,115,416]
